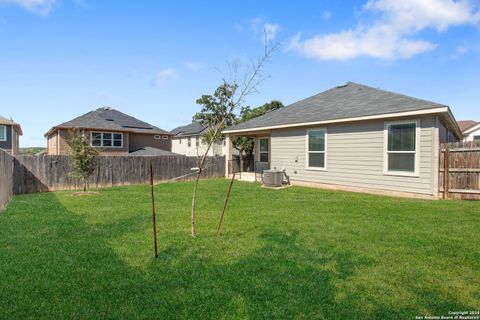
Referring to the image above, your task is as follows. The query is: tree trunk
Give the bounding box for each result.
[83,177,87,192]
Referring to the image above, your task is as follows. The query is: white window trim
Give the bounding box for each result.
[90,131,124,148]
[305,128,327,171]
[187,137,191,147]
[154,135,162,140]
[258,137,270,163]
[383,120,420,177]
[0,125,6,141]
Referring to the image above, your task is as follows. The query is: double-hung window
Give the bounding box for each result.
[0,125,6,141]
[259,138,269,162]
[188,137,191,147]
[91,132,123,148]
[474,136,480,144]
[306,129,326,169]
[385,121,418,175]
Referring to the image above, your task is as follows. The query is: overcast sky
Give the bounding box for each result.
[1,0,479,147]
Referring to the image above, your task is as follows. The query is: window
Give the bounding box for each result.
[162,135,169,140]
[385,121,418,174]
[91,132,123,148]
[179,138,182,144]
[154,135,161,140]
[223,140,226,146]
[259,138,269,162]
[474,136,480,144]
[188,137,191,147]
[306,129,326,169]
[0,125,6,141]
[195,137,199,147]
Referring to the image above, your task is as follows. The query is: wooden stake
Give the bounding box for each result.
[216,173,235,238]
[150,164,159,258]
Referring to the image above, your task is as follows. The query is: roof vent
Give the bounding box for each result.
[336,83,349,89]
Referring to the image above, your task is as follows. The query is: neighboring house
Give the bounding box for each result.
[171,121,225,156]
[45,107,173,156]
[223,82,462,199]
[0,115,22,156]
[458,120,480,143]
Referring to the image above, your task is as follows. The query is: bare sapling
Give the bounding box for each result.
[190,35,279,237]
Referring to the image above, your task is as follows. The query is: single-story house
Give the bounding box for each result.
[171,121,226,156]
[223,82,462,199]
[45,107,173,156]
[458,120,480,143]
[0,115,22,156]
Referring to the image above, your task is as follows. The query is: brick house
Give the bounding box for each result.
[45,107,173,156]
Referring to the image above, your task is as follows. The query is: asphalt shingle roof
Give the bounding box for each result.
[225,82,447,132]
[171,121,207,137]
[46,107,170,136]
[0,115,23,135]
[128,147,180,156]
[457,120,478,132]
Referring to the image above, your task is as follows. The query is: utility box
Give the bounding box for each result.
[262,170,284,187]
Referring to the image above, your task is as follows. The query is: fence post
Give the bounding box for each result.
[444,145,449,199]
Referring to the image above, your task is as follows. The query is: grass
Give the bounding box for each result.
[0,179,479,319]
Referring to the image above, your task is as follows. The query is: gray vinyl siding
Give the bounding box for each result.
[0,125,12,151]
[270,116,437,196]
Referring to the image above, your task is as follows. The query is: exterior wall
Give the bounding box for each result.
[50,129,129,156]
[11,127,19,155]
[464,126,480,142]
[172,135,223,156]
[129,133,171,152]
[47,132,58,155]
[0,124,13,151]
[49,129,171,156]
[269,116,438,196]
[438,120,457,143]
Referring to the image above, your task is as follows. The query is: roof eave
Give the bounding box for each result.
[463,122,480,135]
[223,107,451,135]
[44,126,172,137]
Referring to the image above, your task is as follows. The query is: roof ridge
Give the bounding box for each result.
[346,82,446,108]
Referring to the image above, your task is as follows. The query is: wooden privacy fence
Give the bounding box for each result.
[12,155,225,194]
[440,142,480,200]
[0,149,14,211]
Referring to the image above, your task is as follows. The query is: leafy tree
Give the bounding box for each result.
[68,129,98,192]
[232,100,284,158]
[193,83,238,145]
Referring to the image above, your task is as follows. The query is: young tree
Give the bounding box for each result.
[68,129,99,192]
[188,40,278,238]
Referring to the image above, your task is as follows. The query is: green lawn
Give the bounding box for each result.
[0,179,479,319]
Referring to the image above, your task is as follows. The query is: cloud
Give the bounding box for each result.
[185,62,206,72]
[241,16,282,43]
[451,42,470,59]
[153,68,178,86]
[264,23,281,42]
[289,0,480,61]
[322,10,332,20]
[0,0,57,16]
